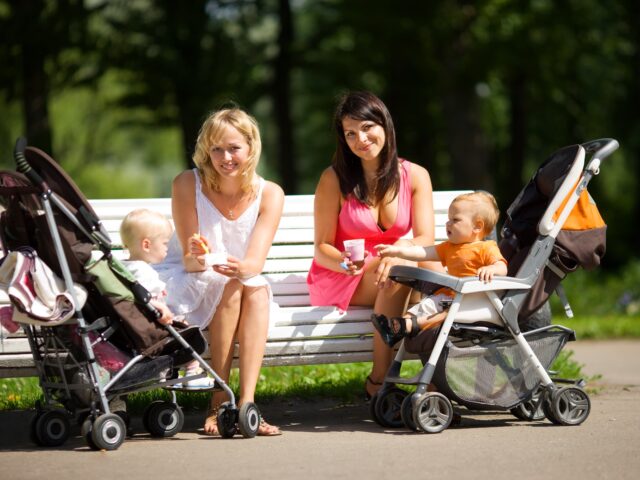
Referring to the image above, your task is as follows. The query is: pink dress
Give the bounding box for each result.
[307,160,413,311]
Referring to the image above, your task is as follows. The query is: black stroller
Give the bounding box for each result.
[369,138,617,433]
[0,139,261,450]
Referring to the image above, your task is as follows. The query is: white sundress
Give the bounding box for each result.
[154,169,274,330]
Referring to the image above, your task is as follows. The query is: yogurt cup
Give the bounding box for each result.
[204,251,228,266]
[343,239,365,267]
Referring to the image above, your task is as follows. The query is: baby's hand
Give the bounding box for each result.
[477,266,496,283]
[151,300,174,325]
[374,244,397,257]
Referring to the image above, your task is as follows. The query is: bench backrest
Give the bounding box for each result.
[92,191,466,305]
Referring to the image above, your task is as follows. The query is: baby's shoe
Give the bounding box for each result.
[182,367,215,390]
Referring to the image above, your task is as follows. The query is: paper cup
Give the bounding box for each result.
[343,239,365,267]
[204,252,228,266]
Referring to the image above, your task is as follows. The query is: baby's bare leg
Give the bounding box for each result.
[412,309,448,331]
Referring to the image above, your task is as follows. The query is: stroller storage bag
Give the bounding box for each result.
[433,327,574,409]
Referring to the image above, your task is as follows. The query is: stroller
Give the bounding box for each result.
[369,138,617,433]
[0,139,262,450]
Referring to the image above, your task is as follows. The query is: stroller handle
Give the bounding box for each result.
[581,138,619,171]
[14,137,48,191]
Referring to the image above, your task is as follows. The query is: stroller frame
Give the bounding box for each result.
[370,138,618,433]
[1,139,261,450]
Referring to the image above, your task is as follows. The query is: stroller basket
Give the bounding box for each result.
[435,326,574,409]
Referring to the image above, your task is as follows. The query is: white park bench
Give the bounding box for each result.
[0,191,469,378]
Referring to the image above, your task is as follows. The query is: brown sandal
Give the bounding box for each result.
[365,375,382,401]
[257,418,282,436]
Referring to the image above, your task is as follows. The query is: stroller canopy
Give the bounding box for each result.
[502,143,606,271]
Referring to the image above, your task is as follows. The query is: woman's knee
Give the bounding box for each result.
[241,285,269,307]
[220,279,244,306]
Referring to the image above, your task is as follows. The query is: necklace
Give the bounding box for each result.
[217,190,249,220]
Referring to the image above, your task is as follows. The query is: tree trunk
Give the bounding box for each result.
[442,88,492,192]
[505,72,527,206]
[176,96,201,170]
[273,0,295,193]
[16,0,53,155]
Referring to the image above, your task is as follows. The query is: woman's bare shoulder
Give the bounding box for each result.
[172,169,196,189]
[262,180,285,201]
[316,166,340,192]
[406,161,432,189]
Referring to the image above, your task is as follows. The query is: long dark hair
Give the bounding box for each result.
[332,91,399,206]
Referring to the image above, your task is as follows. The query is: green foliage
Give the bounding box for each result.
[550,259,640,318]
[0,0,639,261]
[0,377,43,410]
[49,83,183,198]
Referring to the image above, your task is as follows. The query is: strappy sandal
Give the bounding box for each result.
[257,418,282,436]
[371,314,419,347]
[391,314,420,339]
[203,406,220,436]
[365,375,382,401]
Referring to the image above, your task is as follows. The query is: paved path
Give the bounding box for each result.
[1,340,639,480]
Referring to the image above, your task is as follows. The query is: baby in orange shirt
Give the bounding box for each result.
[373,191,507,347]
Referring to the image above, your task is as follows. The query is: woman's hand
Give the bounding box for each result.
[374,254,409,288]
[189,233,210,266]
[213,254,248,279]
[339,250,368,276]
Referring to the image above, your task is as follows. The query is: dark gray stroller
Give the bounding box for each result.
[369,138,617,433]
[0,139,261,450]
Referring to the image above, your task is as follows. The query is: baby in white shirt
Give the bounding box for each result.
[120,208,213,389]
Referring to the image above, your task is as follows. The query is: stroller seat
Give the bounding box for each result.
[392,266,531,328]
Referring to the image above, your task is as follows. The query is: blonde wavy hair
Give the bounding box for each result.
[452,191,500,237]
[192,108,262,193]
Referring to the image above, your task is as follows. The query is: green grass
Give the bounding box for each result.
[0,351,595,412]
[557,315,640,339]
[0,377,44,411]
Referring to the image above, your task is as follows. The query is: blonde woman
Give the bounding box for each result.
[156,108,284,436]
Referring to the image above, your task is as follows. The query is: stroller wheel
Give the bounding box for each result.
[29,411,44,446]
[374,387,407,428]
[91,413,126,451]
[401,394,419,431]
[32,409,71,447]
[81,417,98,450]
[550,386,591,426]
[368,392,383,426]
[143,400,164,433]
[145,401,184,437]
[217,402,238,438]
[511,388,545,421]
[238,402,261,438]
[413,392,453,434]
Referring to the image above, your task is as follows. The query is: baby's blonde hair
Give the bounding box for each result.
[120,209,172,249]
[452,191,500,237]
